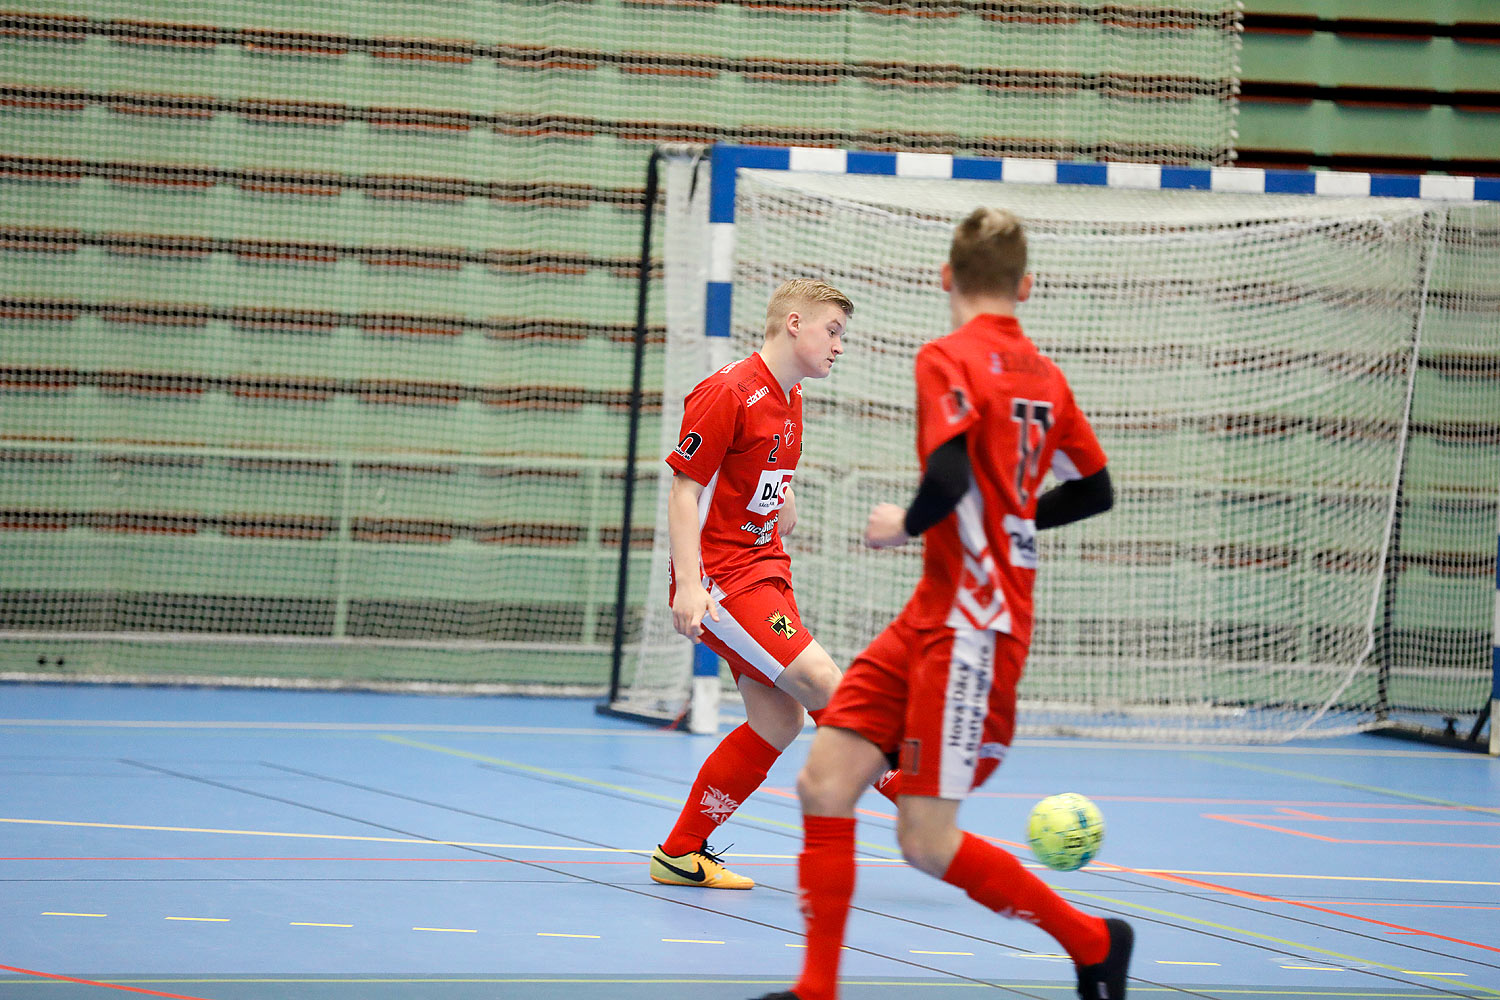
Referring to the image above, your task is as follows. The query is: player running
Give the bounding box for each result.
[649,278,900,892]
[753,209,1133,999]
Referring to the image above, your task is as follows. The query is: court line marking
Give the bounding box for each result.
[0,719,688,738]
[1270,807,1497,826]
[537,932,600,938]
[124,762,1018,1000]
[1188,755,1500,816]
[1303,903,1500,911]
[1087,860,1500,955]
[289,922,351,928]
[662,938,724,945]
[26,758,1488,995]
[0,975,1473,996]
[1206,813,1500,848]
[0,963,216,999]
[41,911,106,917]
[412,926,476,933]
[975,793,1487,806]
[54,758,1031,992]
[163,916,228,922]
[39,763,1179,995]
[0,816,657,851]
[1067,887,1500,998]
[379,734,906,855]
[1022,739,1486,759]
[3,826,1496,887]
[3,720,1475,759]
[1400,971,1468,977]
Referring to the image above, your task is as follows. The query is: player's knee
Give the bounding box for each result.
[796,757,858,815]
[751,706,803,751]
[895,825,950,878]
[895,823,933,871]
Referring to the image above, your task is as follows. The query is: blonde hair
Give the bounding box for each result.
[764,278,854,339]
[949,207,1027,297]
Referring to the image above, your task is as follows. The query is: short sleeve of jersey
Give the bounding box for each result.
[666,381,739,486]
[1049,383,1108,482]
[914,344,979,462]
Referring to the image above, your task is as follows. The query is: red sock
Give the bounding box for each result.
[793,815,856,1000]
[941,832,1108,966]
[661,723,780,856]
[873,768,900,804]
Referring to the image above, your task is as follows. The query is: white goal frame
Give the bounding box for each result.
[604,143,1500,750]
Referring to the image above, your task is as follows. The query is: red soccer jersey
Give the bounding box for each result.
[665,353,802,599]
[902,314,1107,644]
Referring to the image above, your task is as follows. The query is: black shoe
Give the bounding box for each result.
[1076,918,1133,999]
[750,993,800,999]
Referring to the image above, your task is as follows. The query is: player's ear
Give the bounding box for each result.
[785,309,801,338]
[940,262,953,292]
[1017,273,1033,303]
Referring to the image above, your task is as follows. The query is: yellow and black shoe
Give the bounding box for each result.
[649,841,754,890]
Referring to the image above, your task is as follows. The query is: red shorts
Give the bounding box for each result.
[697,578,814,688]
[820,614,1025,800]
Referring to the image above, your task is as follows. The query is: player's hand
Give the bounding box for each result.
[779,486,797,537]
[672,582,720,643]
[865,503,910,549]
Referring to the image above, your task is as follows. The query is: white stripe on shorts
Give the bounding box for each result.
[701,581,787,684]
[938,625,997,800]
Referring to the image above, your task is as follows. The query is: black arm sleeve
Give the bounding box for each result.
[1034,466,1113,530]
[902,434,971,537]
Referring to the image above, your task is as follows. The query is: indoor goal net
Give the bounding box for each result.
[610,149,1499,742]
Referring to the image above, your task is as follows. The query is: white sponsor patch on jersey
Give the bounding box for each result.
[745,385,769,407]
[1004,513,1038,570]
[746,469,794,515]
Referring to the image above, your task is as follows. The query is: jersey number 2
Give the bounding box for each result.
[766,434,780,464]
[1011,399,1053,505]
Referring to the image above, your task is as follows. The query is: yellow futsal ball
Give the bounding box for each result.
[1027,792,1105,872]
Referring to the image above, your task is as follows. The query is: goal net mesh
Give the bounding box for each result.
[621,161,1499,740]
[1,2,1238,688]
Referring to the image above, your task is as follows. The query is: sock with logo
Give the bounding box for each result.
[941,832,1109,966]
[661,722,780,857]
[793,814,857,1000]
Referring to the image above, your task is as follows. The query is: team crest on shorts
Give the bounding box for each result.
[766,611,798,639]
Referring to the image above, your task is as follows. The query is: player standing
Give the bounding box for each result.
[650,278,899,891]
[753,209,1132,998]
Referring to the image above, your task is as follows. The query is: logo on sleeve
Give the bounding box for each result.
[940,387,970,425]
[766,611,798,639]
[746,469,794,514]
[675,431,703,459]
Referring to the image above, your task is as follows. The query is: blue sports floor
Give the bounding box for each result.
[0,684,1496,999]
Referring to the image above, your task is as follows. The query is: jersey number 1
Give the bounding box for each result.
[1011,399,1053,505]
